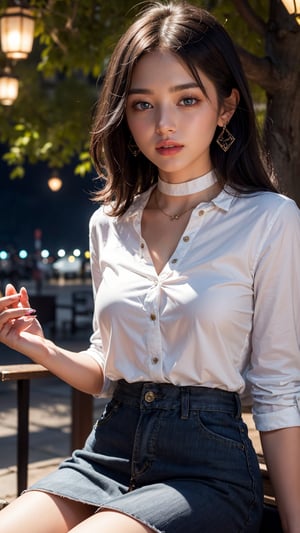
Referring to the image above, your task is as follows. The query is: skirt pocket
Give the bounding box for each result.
[195,410,245,450]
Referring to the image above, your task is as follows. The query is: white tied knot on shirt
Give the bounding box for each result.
[87,186,300,433]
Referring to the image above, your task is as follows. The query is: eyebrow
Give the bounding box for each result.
[128,82,200,95]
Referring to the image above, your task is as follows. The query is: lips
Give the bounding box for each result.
[155,140,183,155]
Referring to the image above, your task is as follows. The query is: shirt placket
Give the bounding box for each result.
[143,280,164,380]
[141,208,211,379]
[163,206,212,271]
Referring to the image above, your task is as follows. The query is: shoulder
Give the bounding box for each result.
[89,187,152,233]
[256,191,300,225]
[234,190,300,227]
[88,205,117,254]
[244,193,300,259]
[89,187,153,229]
[89,204,115,230]
[236,189,296,209]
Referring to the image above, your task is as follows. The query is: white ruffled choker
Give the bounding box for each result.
[157,169,217,196]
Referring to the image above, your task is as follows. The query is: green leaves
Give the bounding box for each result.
[0,0,272,180]
[0,0,137,179]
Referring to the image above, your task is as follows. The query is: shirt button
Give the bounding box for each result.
[183,235,189,242]
[171,258,178,264]
[150,313,156,321]
[198,209,205,216]
[145,391,156,402]
[140,242,145,248]
[152,357,159,364]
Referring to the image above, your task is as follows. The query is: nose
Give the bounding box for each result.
[155,105,176,135]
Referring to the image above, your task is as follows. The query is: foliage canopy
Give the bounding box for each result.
[0,0,288,181]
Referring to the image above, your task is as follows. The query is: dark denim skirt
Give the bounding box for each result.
[30,380,263,532]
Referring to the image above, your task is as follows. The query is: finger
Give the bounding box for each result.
[4,284,21,309]
[0,310,36,340]
[0,293,21,310]
[12,316,37,333]
[5,284,18,297]
[19,286,30,308]
[0,316,36,339]
[0,308,36,326]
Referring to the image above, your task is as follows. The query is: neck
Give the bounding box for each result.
[157,169,217,197]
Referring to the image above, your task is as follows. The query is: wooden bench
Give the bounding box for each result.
[0,499,8,510]
[0,364,93,496]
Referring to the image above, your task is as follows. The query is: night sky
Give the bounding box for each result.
[0,158,99,255]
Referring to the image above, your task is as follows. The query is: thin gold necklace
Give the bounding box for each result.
[155,189,199,221]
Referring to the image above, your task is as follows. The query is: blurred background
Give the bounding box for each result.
[0,0,299,292]
[0,154,96,293]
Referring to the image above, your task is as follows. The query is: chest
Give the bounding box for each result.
[141,209,191,275]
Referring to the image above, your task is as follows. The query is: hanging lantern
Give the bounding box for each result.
[0,66,19,105]
[0,5,35,59]
[281,0,300,24]
[48,170,63,192]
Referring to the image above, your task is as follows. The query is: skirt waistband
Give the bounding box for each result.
[113,380,241,419]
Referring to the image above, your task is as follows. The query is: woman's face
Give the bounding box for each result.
[126,49,231,182]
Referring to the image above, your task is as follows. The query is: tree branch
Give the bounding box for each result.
[236,45,281,94]
[49,29,68,54]
[65,0,80,31]
[232,0,267,37]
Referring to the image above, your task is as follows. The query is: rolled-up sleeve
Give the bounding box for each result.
[247,198,300,431]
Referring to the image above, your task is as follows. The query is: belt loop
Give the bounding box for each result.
[234,393,241,419]
[180,387,189,420]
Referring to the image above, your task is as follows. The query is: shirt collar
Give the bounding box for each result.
[123,186,155,220]
[211,186,236,212]
[122,184,236,220]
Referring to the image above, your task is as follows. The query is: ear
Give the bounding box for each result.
[217,88,240,127]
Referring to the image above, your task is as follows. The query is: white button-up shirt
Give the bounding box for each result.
[87,186,300,431]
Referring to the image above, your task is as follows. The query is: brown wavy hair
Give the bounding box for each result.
[90,1,278,216]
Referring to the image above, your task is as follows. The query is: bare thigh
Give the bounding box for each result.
[69,509,156,533]
[0,490,96,533]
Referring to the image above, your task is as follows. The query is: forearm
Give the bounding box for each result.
[29,337,104,395]
[260,426,300,533]
[0,287,104,395]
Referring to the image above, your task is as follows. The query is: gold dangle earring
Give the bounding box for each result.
[128,137,140,157]
[216,124,235,152]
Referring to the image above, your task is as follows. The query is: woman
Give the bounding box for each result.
[0,2,300,532]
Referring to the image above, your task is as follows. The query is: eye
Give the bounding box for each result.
[179,97,199,106]
[132,101,153,111]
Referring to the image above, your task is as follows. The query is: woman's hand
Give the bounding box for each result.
[0,284,103,394]
[0,283,44,356]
